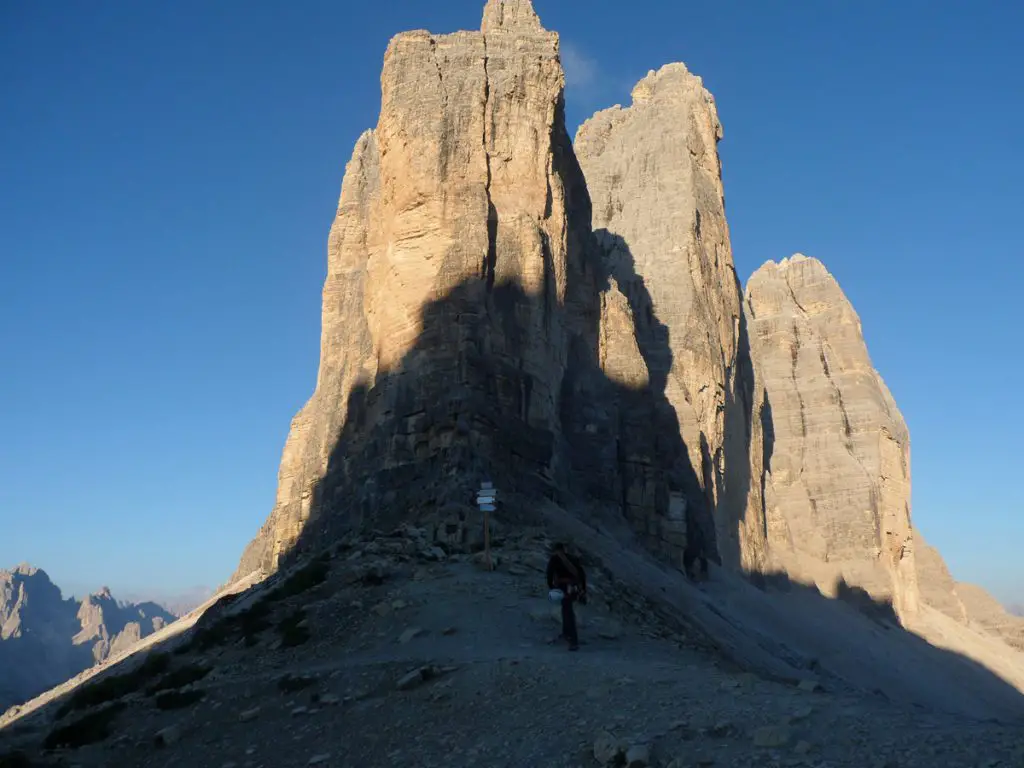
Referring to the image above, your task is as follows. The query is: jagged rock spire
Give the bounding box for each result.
[481,0,544,32]
[234,0,569,579]
[574,59,751,572]
[745,253,920,620]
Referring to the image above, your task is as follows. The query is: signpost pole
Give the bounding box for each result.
[484,507,492,571]
[477,481,496,572]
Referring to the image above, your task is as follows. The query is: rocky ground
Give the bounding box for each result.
[1,526,1022,768]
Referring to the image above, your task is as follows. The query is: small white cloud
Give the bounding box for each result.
[561,41,598,92]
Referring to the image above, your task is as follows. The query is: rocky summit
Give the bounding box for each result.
[224,0,1024,703]
[235,0,593,578]
[574,62,763,574]
[744,255,920,619]
[0,565,174,712]
[230,0,1019,647]
[4,1,1024,766]
[234,0,754,588]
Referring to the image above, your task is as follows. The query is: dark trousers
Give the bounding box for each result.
[561,594,578,645]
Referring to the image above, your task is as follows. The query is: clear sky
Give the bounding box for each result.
[2,1,1021,604]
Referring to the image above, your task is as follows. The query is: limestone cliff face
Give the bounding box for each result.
[955,583,1024,651]
[234,0,988,628]
[574,64,765,571]
[744,255,919,619]
[236,0,594,576]
[913,529,1024,648]
[234,0,774,582]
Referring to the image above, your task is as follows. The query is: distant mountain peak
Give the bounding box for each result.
[0,567,175,712]
[2,563,50,582]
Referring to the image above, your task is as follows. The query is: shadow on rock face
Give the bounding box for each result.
[227,49,1024,727]
[274,94,721,578]
[289,247,716,575]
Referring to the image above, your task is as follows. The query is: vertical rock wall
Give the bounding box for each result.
[744,255,919,619]
[236,0,595,576]
[574,64,766,572]
[235,1,987,638]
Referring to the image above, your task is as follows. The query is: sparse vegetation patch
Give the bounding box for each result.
[146,662,212,695]
[44,702,126,750]
[187,594,275,651]
[277,607,312,648]
[55,652,171,718]
[154,689,207,710]
[268,558,330,601]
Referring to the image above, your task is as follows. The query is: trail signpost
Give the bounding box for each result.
[477,481,497,571]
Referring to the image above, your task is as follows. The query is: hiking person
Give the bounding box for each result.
[546,542,587,651]
[682,498,711,582]
[683,535,709,581]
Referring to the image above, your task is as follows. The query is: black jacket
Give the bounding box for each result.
[546,551,586,591]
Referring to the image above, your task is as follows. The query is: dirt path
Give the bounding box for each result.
[2,532,1023,768]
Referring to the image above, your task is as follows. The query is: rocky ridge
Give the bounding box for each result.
[0,565,174,712]
[574,62,764,575]
[229,0,1023,666]
[955,583,1024,651]
[236,0,593,578]
[744,254,919,619]
[235,0,762,591]
[913,527,968,623]
[120,588,214,620]
[914,529,1024,650]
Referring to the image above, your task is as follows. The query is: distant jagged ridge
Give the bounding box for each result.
[0,564,174,712]
[120,586,213,618]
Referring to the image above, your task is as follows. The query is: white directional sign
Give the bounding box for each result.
[478,503,496,512]
[477,480,497,507]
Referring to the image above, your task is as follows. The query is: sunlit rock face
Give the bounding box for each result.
[745,254,919,621]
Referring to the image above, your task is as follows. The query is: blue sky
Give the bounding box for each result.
[1,1,1021,604]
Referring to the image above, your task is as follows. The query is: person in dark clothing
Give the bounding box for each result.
[546,543,587,651]
[682,501,711,582]
[683,540,709,581]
